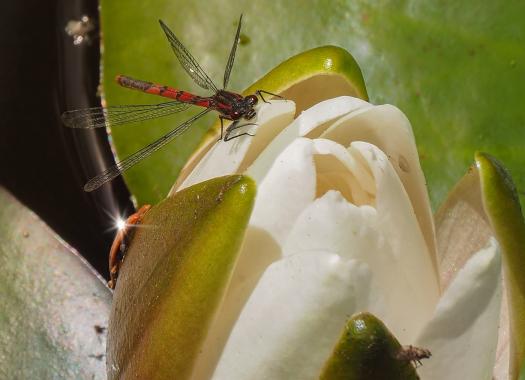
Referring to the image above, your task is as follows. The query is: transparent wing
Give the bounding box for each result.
[62,102,191,129]
[159,20,219,92]
[223,14,243,89]
[83,108,211,192]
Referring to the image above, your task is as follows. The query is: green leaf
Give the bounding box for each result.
[100,1,525,209]
[0,187,111,379]
[107,175,256,380]
[320,312,420,380]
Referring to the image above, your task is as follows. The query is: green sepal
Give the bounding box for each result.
[107,175,256,380]
[320,312,420,380]
[476,152,525,377]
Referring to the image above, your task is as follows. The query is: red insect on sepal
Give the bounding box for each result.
[108,204,151,289]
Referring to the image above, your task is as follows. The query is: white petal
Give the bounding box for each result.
[297,96,372,137]
[416,239,502,380]
[250,136,378,246]
[249,138,317,245]
[311,139,375,205]
[351,142,439,340]
[179,100,295,190]
[212,253,381,380]
[492,290,510,380]
[283,191,427,343]
[321,105,437,261]
[247,96,371,184]
[433,168,511,379]
[190,227,282,380]
[283,191,379,259]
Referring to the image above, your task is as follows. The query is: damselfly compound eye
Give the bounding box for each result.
[246,94,258,106]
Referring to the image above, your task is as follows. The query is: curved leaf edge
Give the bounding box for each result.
[476,152,525,378]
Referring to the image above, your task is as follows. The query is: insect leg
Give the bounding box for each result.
[255,90,285,103]
[224,122,257,141]
[224,132,256,142]
[218,116,227,141]
[223,120,238,141]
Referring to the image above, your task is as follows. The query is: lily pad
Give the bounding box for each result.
[0,187,111,379]
[100,1,525,209]
[107,175,256,379]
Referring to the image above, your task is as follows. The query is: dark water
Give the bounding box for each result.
[0,0,133,279]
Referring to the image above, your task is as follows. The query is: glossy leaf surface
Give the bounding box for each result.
[0,188,111,379]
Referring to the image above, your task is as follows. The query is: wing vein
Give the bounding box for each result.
[62,102,191,129]
[159,20,219,92]
[223,14,243,89]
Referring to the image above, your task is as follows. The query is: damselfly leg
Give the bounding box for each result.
[255,90,285,104]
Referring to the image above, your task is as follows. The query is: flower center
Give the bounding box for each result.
[313,146,376,206]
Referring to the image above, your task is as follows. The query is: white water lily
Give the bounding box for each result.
[169,97,507,379]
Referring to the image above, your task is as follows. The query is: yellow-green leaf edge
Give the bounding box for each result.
[476,152,525,377]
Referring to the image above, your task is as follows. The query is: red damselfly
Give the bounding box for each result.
[63,15,280,192]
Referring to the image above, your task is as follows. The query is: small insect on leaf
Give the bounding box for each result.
[108,205,151,289]
[396,345,432,368]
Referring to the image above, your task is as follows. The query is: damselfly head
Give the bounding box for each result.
[245,94,258,106]
[242,95,258,120]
